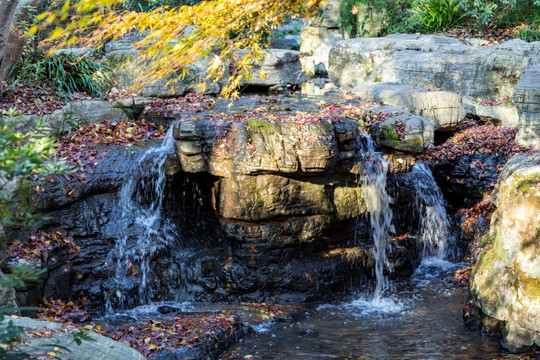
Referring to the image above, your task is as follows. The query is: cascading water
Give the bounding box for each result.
[349,136,454,315]
[357,134,395,300]
[410,162,453,260]
[106,126,184,312]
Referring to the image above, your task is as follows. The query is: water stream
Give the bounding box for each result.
[106,127,185,311]
[358,134,395,300]
[411,162,454,260]
[100,128,506,358]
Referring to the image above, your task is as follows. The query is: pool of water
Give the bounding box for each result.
[221,259,533,360]
[98,258,538,359]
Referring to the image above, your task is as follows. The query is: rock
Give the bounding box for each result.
[54,48,92,57]
[371,113,434,152]
[270,35,301,50]
[470,152,540,353]
[103,50,223,97]
[103,32,149,53]
[246,50,306,89]
[0,271,17,310]
[514,65,540,150]
[5,100,128,135]
[7,109,65,135]
[464,38,490,47]
[352,82,466,131]
[473,104,519,128]
[1,316,145,360]
[320,0,342,28]
[301,79,338,96]
[329,35,540,124]
[62,100,129,124]
[300,26,344,77]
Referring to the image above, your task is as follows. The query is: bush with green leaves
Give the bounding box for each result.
[16,51,112,97]
[338,0,416,37]
[0,113,71,359]
[337,0,540,37]
[0,114,70,229]
[412,0,465,32]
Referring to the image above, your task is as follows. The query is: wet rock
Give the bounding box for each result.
[470,152,540,353]
[431,152,505,205]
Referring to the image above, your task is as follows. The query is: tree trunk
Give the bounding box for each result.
[0,0,44,81]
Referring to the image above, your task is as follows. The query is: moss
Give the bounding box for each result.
[374,76,382,82]
[246,118,278,133]
[379,123,401,147]
[521,276,540,300]
[514,173,540,195]
[405,137,423,151]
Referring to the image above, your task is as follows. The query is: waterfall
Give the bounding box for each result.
[106,127,179,312]
[410,162,453,260]
[358,135,395,299]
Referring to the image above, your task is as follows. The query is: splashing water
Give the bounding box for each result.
[106,127,180,312]
[410,162,453,259]
[358,135,395,299]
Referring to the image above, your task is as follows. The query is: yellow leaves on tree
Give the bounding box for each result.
[37,0,324,97]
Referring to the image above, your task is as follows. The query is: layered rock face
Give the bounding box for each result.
[12,96,426,310]
[514,65,540,150]
[173,115,369,245]
[103,33,306,95]
[329,35,540,104]
[470,152,540,352]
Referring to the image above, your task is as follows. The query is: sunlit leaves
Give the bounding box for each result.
[37,0,323,97]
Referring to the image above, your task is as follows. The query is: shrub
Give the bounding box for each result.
[16,51,112,96]
[412,0,465,32]
[517,24,540,42]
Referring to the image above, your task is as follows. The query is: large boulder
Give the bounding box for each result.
[103,50,222,97]
[329,35,540,124]
[470,152,540,353]
[6,100,129,135]
[300,26,344,77]
[514,65,540,150]
[246,50,306,89]
[1,316,145,360]
[351,82,466,131]
[370,111,434,153]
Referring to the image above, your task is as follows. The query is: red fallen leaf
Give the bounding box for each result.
[340,248,345,252]
[251,246,258,254]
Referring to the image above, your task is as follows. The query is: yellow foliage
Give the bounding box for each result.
[38,0,324,97]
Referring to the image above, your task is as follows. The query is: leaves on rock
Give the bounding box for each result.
[8,230,79,260]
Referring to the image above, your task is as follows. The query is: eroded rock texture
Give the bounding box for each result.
[470,152,540,353]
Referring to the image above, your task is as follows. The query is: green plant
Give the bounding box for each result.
[338,0,418,37]
[16,51,112,96]
[0,263,44,360]
[0,112,71,229]
[457,0,540,29]
[517,25,540,42]
[0,113,75,359]
[412,0,466,32]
